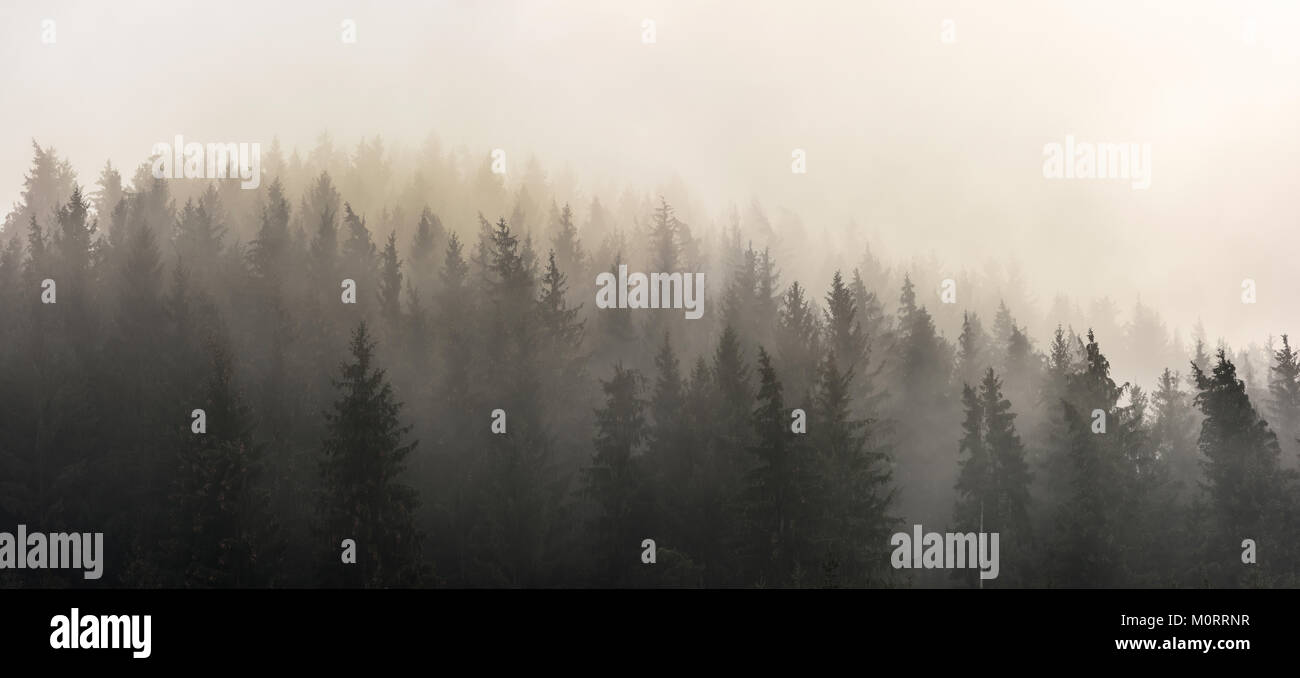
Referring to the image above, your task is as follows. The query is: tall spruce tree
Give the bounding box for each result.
[584,364,648,585]
[890,275,955,531]
[317,321,425,587]
[849,268,888,369]
[775,280,822,408]
[699,326,753,584]
[808,352,895,587]
[1266,335,1300,459]
[1151,367,1200,502]
[1042,330,1128,587]
[166,338,283,587]
[824,270,867,375]
[954,368,1031,585]
[742,347,812,586]
[408,206,444,295]
[378,230,403,332]
[1192,350,1286,585]
[956,311,990,390]
[550,202,586,299]
[645,332,698,544]
[340,202,378,308]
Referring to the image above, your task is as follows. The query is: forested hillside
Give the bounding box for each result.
[1,138,1297,588]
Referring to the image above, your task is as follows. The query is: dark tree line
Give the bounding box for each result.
[1,140,1298,588]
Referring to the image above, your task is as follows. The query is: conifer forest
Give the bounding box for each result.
[2,1,1297,591]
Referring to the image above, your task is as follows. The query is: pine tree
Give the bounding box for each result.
[242,180,299,486]
[824,270,867,374]
[1188,324,1211,389]
[1151,367,1200,501]
[648,196,680,272]
[175,185,227,288]
[378,231,403,330]
[956,311,990,390]
[593,253,636,364]
[890,275,955,530]
[1266,335,1300,459]
[480,217,539,412]
[698,326,753,584]
[775,281,822,407]
[0,236,22,333]
[103,208,173,583]
[1114,382,1186,585]
[550,202,586,297]
[1047,401,1118,587]
[340,202,377,305]
[309,205,339,289]
[25,215,48,281]
[486,217,532,309]
[535,248,588,439]
[1002,324,1042,433]
[54,185,95,278]
[1040,324,1075,415]
[116,216,166,355]
[991,300,1015,358]
[300,172,341,254]
[12,201,100,581]
[167,338,283,587]
[954,368,1031,585]
[1043,330,1127,587]
[808,352,895,587]
[537,249,585,350]
[91,160,124,227]
[583,363,648,585]
[424,232,481,585]
[52,186,97,334]
[2,141,77,239]
[722,242,760,345]
[463,216,567,587]
[1192,350,1285,585]
[897,273,918,326]
[742,347,812,586]
[317,322,425,587]
[849,268,888,366]
[409,207,443,283]
[713,326,753,449]
[643,334,707,577]
[756,248,780,327]
[248,179,291,286]
[646,332,691,500]
[436,233,473,423]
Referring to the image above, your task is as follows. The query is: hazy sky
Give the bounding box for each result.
[2,0,1297,347]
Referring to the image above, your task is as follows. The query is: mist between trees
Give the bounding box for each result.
[1,137,1297,589]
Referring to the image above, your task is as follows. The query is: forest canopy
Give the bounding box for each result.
[1,137,1297,588]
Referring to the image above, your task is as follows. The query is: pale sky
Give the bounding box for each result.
[2,0,1297,349]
